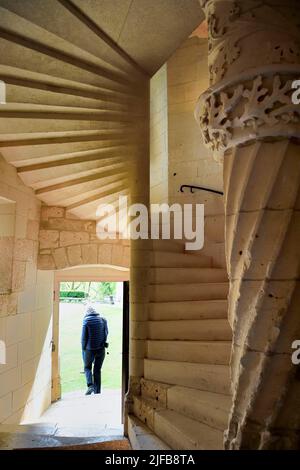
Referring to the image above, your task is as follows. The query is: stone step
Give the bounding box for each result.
[144,359,231,395]
[132,393,227,449]
[167,386,231,431]
[149,283,228,302]
[154,409,224,450]
[149,299,228,321]
[151,251,211,268]
[0,129,131,146]
[150,267,228,284]
[148,319,231,342]
[200,241,226,269]
[133,395,165,431]
[4,82,132,112]
[147,340,231,364]
[128,415,170,450]
[140,378,171,405]
[140,379,231,430]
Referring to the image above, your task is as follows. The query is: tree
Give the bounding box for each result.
[99,282,116,303]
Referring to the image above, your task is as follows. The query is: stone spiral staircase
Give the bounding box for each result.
[0,0,203,219]
[129,240,232,450]
[0,0,149,219]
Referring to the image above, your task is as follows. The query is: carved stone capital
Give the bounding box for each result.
[195,65,300,160]
[201,1,300,85]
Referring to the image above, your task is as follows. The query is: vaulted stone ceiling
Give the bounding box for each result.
[0,0,204,219]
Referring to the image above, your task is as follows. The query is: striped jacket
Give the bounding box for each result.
[81,307,108,350]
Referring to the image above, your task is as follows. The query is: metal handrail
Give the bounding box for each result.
[180,185,224,196]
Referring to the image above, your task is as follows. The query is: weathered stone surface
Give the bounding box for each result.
[52,248,68,270]
[122,246,130,267]
[128,415,171,451]
[0,159,55,426]
[26,220,40,241]
[196,0,300,450]
[38,252,55,271]
[0,237,14,293]
[224,142,300,450]
[133,395,164,431]
[11,261,26,292]
[59,231,89,247]
[41,206,65,221]
[111,244,123,266]
[7,294,18,315]
[141,378,170,406]
[81,244,98,265]
[0,294,8,317]
[67,245,82,266]
[37,207,130,272]
[14,239,35,262]
[98,244,112,265]
[43,218,95,233]
[39,230,59,250]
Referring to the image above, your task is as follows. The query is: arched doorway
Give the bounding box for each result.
[48,264,129,438]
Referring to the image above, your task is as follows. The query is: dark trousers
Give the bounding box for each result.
[83,348,106,394]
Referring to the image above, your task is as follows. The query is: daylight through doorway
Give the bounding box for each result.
[39,281,124,437]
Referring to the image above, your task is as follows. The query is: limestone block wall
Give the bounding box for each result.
[38,207,130,271]
[168,37,224,268]
[0,155,53,424]
[167,37,222,200]
[150,64,168,205]
[149,37,225,267]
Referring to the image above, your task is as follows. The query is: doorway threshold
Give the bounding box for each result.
[26,388,123,439]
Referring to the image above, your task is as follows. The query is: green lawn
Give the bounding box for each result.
[59,302,123,394]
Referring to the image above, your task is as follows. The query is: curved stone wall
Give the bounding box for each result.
[197,0,300,449]
[38,205,130,271]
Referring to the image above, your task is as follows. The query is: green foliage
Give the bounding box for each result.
[59,281,117,302]
[60,291,87,300]
[99,282,116,299]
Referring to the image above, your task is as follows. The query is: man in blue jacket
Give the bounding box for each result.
[81,305,108,395]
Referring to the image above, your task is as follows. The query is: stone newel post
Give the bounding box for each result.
[196,0,300,449]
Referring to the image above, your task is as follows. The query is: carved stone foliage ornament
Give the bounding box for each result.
[195,66,300,160]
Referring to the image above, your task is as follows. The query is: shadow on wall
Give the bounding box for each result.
[0,270,54,425]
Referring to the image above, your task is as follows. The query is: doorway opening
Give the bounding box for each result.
[39,270,129,439]
[59,281,124,399]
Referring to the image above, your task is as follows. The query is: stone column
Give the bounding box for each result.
[196,0,300,449]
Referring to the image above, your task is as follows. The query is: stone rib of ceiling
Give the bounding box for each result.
[0,0,203,220]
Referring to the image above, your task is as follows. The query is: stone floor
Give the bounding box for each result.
[0,389,125,449]
[29,388,123,438]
